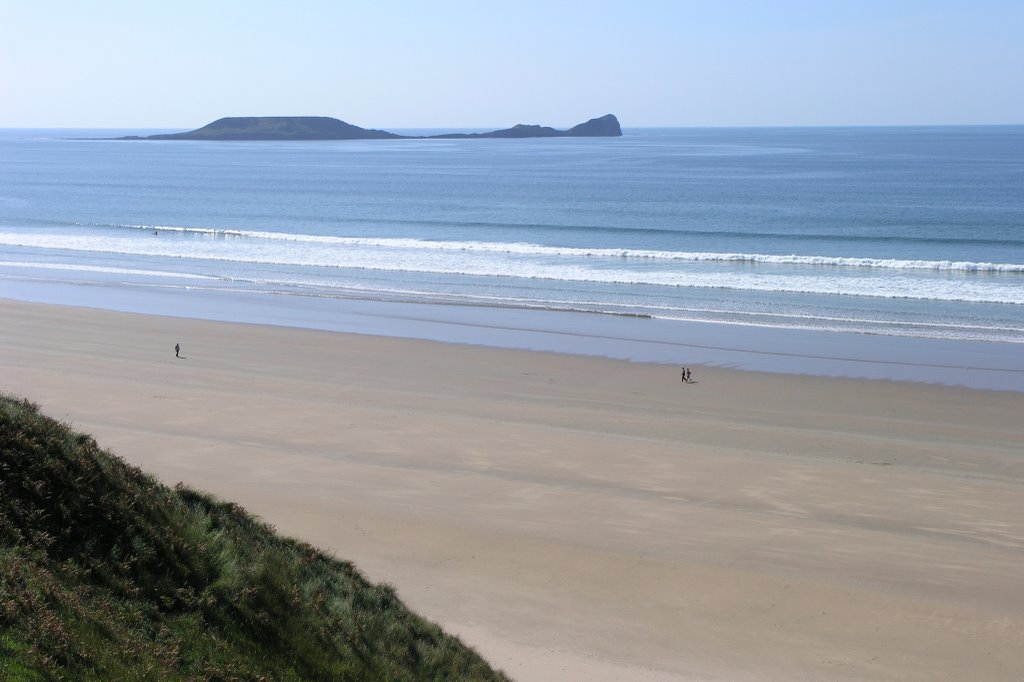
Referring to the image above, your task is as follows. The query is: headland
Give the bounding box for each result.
[116,114,623,141]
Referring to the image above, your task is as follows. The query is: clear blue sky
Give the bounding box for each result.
[2,0,1022,128]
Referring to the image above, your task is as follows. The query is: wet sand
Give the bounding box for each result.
[3,298,1023,680]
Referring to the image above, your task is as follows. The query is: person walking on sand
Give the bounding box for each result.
[682,367,686,383]
[175,343,180,358]
[685,367,692,383]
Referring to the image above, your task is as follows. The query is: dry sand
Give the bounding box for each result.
[3,298,1023,681]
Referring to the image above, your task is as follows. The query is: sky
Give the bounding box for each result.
[1,0,1022,129]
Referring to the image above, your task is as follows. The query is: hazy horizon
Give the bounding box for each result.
[2,0,1022,128]
[5,121,1024,133]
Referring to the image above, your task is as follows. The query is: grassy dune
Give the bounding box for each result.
[0,394,508,681]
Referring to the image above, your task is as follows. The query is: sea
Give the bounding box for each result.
[2,126,1023,389]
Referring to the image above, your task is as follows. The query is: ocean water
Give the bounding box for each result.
[1,126,1023,356]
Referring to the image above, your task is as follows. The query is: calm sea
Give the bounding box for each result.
[1,126,1023,345]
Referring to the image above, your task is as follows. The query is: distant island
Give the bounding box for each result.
[117,114,622,141]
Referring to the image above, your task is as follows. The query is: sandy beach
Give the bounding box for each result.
[2,297,1023,681]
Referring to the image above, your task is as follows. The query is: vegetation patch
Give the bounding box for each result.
[0,394,507,680]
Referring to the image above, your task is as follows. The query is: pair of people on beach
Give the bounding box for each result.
[681,367,692,383]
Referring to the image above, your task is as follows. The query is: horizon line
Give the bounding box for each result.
[3,121,1024,131]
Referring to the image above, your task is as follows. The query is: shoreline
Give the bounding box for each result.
[3,297,1024,680]
[2,285,1022,392]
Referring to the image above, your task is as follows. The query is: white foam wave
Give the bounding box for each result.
[2,231,1022,304]
[111,224,1024,273]
[0,260,216,279]
[241,280,1024,335]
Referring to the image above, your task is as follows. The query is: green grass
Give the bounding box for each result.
[0,394,509,681]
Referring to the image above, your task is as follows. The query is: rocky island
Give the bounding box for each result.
[429,114,622,139]
[118,114,622,141]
